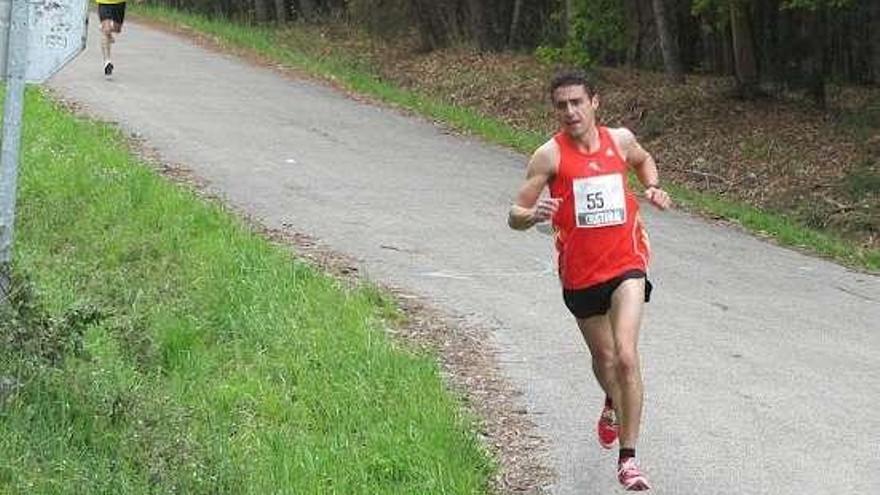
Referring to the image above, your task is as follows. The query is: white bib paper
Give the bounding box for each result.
[573,173,626,228]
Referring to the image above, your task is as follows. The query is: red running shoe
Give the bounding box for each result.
[596,405,618,449]
[617,458,651,491]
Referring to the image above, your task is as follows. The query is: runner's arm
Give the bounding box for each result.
[612,128,671,210]
[613,128,658,187]
[508,143,559,230]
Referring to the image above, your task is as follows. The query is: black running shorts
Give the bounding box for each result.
[562,269,653,319]
[98,3,126,28]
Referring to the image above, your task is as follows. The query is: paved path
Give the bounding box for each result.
[48,17,880,494]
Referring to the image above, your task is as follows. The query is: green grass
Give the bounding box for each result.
[134,4,879,271]
[670,184,880,269]
[0,88,492,493]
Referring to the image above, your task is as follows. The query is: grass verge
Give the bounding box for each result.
[133,4,879,271]
[0,88,492,493]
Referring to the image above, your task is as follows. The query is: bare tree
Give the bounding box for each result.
[410,0,460,51]
[254,0,270,23]
[871,0,880,83]
[509,0,524,48]
[466,0,491,50]
[275,0,288,23]
[297,0,316,21]
[729,0,758,97]
[651,0,684,82]
[801,8,826,106]
[623,0,643,66]
[562,0,573,41]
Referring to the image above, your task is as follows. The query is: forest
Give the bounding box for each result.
[145,0,880,105]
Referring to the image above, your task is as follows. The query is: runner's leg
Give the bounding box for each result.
[100,19,115,63]
[577,314,621,410]
[607,277,646,451]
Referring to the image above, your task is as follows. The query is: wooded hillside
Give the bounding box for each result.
[148,0,880,105]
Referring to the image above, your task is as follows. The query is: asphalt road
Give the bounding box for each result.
[47,17,880,494]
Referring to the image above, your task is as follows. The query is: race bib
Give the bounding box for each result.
[573,173,627,228]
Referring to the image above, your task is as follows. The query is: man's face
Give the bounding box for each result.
[552,84,598,139]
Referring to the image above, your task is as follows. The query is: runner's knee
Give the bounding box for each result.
[614,351,640,380]
[591,348,616,369]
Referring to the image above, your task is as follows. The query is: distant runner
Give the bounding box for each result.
[508,71,671,491]
[96,0,131,77]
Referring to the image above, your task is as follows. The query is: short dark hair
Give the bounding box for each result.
[549,71,596,100]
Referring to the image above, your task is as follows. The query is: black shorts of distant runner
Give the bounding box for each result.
[98,2,126,30]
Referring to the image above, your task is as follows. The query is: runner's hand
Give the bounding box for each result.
[645,186,671,210]
[532,197,561,223]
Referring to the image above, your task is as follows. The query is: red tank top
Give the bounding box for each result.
[549,127,650,289]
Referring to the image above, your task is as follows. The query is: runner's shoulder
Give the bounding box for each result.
[606,127,637,145]
[606,127,639,160]
[530,138,560,175]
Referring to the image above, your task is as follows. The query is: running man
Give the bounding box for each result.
[96,0,130,77]
[508,71,671,491]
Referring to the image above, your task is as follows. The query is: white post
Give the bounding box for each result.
[0,0,11,77]
[0,0,28,300]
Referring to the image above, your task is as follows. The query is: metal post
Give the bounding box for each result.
[0,0,11,79]
[0,0,28,301]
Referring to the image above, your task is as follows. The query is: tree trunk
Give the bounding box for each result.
[652,0,684,82]
[508,0,523,48]
[297,0,315,21]
[730,0,759,97]
[639,0,661,68]
[274,0,288,24]
[411,0,448,51]
[871,0,880,83]
[466,0,490,50]
[562,0,573,42]
[254,0,270,23]
[623,0,642,66]
[803,9,826,107]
